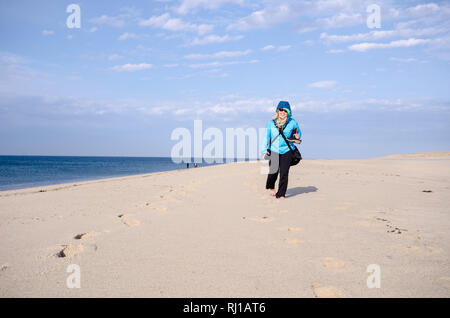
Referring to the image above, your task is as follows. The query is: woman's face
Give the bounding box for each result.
[278,108,287,119]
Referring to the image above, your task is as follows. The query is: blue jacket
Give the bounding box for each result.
[261,118,301,155]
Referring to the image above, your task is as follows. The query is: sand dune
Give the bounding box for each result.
[0,152,449,297]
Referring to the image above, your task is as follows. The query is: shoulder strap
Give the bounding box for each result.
[268,119,291,151]
[267,120,280,150]
[278,125,294,152]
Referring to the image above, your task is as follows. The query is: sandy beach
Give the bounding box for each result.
[0,152,449,297]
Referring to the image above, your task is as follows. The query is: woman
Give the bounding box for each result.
[261,101,301,199]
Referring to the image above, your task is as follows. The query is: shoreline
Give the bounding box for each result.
[2,152,449,193]
[0,157,262,192]
[0,160,238,195]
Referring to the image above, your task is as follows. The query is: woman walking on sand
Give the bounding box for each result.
[261,101,301,199]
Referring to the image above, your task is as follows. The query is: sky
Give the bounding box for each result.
[0,0,449,159]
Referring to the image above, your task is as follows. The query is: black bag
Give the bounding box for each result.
[279,126,302,166]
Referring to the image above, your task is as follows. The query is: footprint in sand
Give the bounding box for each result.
[312,284,344,298]
[244,216,274,223]
[118,214,141,227]
[58,244,84,258]
[401,245,444,254]
[74,232,100,240]
[146,202,168,212]
[374,216,421,237]
[320,257,345,268]
[405,233,421,241]
[160,194,178,202]
[272,209,288,214]
[153,206,168,212]
[284,238,302,246]
[174,190,186,197]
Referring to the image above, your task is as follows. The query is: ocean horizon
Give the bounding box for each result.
[0,155,254,191]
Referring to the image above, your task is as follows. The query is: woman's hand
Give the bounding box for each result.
[293,133,299,139]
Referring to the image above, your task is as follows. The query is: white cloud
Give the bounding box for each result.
[90,7,140,28]
[389,57,428,63]
[349,38,431,52]
[108,54,123,61]
[188,59,258,69]
[42,30,54,36]
[261,45,291,52]
[111,63,153,72]
[0,52,54,94]
[184,49,251,59]
[0,51,26,64]
[175,0,245,15]
[297,12,363,33]
[136,44,152,52]
[309,80,337,89]
[224,1,446,37]
[139,13,213,35]
[67,73,82,81]
[317,2,450,59]
[119,6,141,17]
[209,104,235,114]
[277,45,292,52]
[89,27,98,33]
[320,27,445,43]
[3,91,448,124]
[326,49,345,54]
[90,15,125,27]
[190,97,275,116]
[405,3,440,18]
[227,4,292,31]
[226,0,371,32]
[390,57,418,63]
[188,34,244,46]
[118,32,138,40]
[261,45,275,51]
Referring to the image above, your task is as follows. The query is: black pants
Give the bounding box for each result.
[265,151,292,198]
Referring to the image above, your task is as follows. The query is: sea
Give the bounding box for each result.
[0,156,243,191]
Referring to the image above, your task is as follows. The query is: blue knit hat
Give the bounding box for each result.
[276,101,291,117]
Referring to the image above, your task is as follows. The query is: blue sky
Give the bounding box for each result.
[0,0,449,159]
